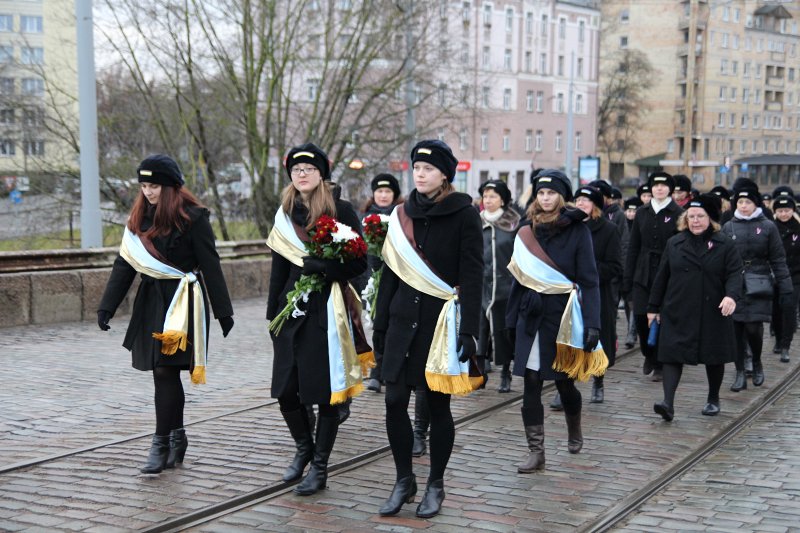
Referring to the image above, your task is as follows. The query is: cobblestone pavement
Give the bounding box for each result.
[0,302,798,532]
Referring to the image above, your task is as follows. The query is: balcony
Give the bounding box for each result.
[678,16,707,31]
[677,43,703,57]
[765,101,783,112]
[766,76,785,88]
[770,51,786,63]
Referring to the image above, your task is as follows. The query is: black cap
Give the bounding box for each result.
[673,174,692,193]
[534,169,572,201]
[529,168,544,185]
[648,171,675,193]
[709,185,730,201]
[575,186,604,210]
[735,188,762,206]
[625,196,643,210]
[686,194,722,223]
[762,193,773,201]
[479,179,512,207]
[137,154,184,187]
[611,187,623,200]
[773,185,795,199]
[637,183,651,197]
[371,173,401,199]
[286,143,331,180]
[588,179,613,198]
[774,195,797,211]
[411,139,458,182]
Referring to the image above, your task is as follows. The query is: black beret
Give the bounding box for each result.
[636,183,651,197]
[137,154,184,187]
[611,187,623,200]
[673,174,692,192]
[575,186,604,210]
[479,179,512,207]
[286,143,331,180]
[774,196,796,211]
[648,171,675,193]
[709,185,730,201]
[534,169,572,201]
[625,196,643,210]
[411,139,458,182]
[773,185,795,199]
[588,179,613,198]
[371,173,401,199]
[686,194,722,223]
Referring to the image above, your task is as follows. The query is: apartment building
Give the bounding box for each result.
[0,0,76,183]
[600,0,800,190]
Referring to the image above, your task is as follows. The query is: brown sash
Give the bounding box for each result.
[397,205,451,288]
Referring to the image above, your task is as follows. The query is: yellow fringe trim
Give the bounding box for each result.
[358,351,376,377]
[425,371,480,396]
[152,330,187,355]
[191,366,206,385]
[552,343,609,382]
[330,382,364,405]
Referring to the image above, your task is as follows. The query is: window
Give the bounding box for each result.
[722,33,728,48]
[536,91,543,112]
[21,16,42,33]
[575,132,582,152]
[23,107,43,127]
[720,59,728,75]
[753,114,760,128]
[730,87,736,101]
[482,86,490,107]
[539,53,546,74]
[555,131,562,152]
[743,62,750,77]
[525,129,533,152]
[718,112,725,127]
[740,139,747,153]
[459,128,468,150]
[719,86,726,101]
[755,89,761,103]
[733,35,739,50]
[745,36,752,51]
[559,18,566,39]
[730,113,736,127]
[0,14,12,31]
[728,139,735,153]
[540,14,548,36]
[752,140,758,152]
[789,68,795,82]
[616,139,625,151]
[23,140,44,156]
[535,130,543,151]
[620,36,628,49]
[577,58,584,78]
[732,61,738,75]
[575,94,583,113]
[756,64,762,78]
[460,84,469,106]
[0,108,13,125]
[620,9,629,23]
[504,48,511,70]
[0,77,13,95]
[556,93,564,113]
[526,90,533,111]
[21,78,44,95]
[734,8,740,23]
[743,88,750,103]
[505,8,513,32]
[0,140,14,156]
[307,79,320,100]
[741,114,748,128]
[524,51,532,72]
[481,128,489,151]
[667,139,675,153]
[722,6,730,22]
[482,46,490,67]
[578,20,585,42]
[502,129,510,152]
[503,88,511,110]
[0,45,12,63]
[557,55,564,76]
[483,3,491,25]
[525,12,533,34]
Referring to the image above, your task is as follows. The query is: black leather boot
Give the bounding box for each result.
[412,391,429,457]
[498,365,512,393]
[781,349,790,363]
[653,401,674,422]
[306,404,316,435]
[564,411,583,453]
[549,392,563,411]
[752,362,765,386]
[730,370,747,392]
[415,479,445,518]
[294,415,338,496]
[378,474,417,516]
[165,428,188,469]
[337,398,351,425]
[590,376,604,403]
[281,408,314,483]
[140,435,170,474]
[517,425,545,473]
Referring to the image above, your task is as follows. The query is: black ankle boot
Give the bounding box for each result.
[653,401,674,422]
[281,408,314,482]
[498,365,512,393]
[730,370,747,392]
[752,362,765,386]
[781,349,790,363]
[165,428,188,469]
[140,435,170,474]
[415,479,445,518]
[294,415,338,496]
[590,376,604,403]
[550,392,563,411]
[378,474,417,516]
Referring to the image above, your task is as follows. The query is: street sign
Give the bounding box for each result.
[720,165,729,174]
[740,163,749,172]
[10,189,22,204]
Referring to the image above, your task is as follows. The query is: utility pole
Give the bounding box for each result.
[565,51,576,190]
[76,0,102,248]
[684,0,698,176]
[404,0,416,192]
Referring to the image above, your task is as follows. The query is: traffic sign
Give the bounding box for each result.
[10,189,22,204]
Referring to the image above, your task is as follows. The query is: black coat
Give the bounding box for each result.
[773,217,800,285]
[648,230,742,365]
[477,208,520,366]
[623,200,683,314]
[267,199,366,405]
[585,216,623,366]
[373,191,484,387]
[505,210,601,380]
[99,206,233,371]
[722,211,793,323]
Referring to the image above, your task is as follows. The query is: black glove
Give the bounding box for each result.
[779,293,794,310]
[97,310,111,331]
[372,331,386,354]
[505,328,516,346]
[457,334,476,363]
[302,256,327,276]
[219,316,234,338]
[583,327,600,352]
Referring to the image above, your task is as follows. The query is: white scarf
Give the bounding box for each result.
[650,197,672,215]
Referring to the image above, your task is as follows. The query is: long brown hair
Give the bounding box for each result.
[127,185,205,238]
[281,180,336,231]
[526,195,567,229]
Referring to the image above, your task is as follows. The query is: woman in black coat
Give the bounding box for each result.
[574,186,623,403]
[477,179,520,393]
[372,140,483,519]
[98,154,234,474]
[721,185,793,391]
[623,172,683,381]
[266,143,367,496]
[647,195,741,420]
[505,170,601,474]
[771,195,800,363]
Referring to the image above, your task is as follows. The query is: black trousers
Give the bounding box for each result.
[733,321,763,371]
[773,284,800,350]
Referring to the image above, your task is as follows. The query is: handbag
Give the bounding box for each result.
[743,271,774,298]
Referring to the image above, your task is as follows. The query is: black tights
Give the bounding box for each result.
[734,321,763,371]
[277,365,337,418]
[385,373,453,483]
[634,314,661,370]
[521,369,581,426]
[661,363,724,407]
[153,366,185,436]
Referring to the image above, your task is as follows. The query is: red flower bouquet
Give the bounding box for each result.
[269,215,367,335]
[361,213,390,320]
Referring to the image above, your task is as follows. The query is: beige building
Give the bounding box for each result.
[0,0,76,185]
[599,0,800,191]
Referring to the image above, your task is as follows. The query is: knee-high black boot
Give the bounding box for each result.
[281,408,314,482]
[165,428,188,469]
[412,392,429,457]
[294,415,339,495]
[140,435,170,474]
[564,409,583,454]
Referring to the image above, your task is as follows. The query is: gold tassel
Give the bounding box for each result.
[469,374,485,390]
[552,344,609,382]
[191,366,206,385]
[330,382,365,405]
[425,371,476,396]
[152,330,188,355]
[358,351,376,376]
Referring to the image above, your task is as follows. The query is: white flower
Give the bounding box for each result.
[378,214,390,222]
[332,222,358,242]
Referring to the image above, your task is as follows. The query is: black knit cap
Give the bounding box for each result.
[647,171,675,193]
[731,177,759,195]
[673,174,692,193]
[534,169,573,201]
[137,154,185,187]
[773,185,795,199]
[411,139,458,182]
[636,183,651,197]
[479,179,512,207]
[588,179,613,198]
[735,188,762,207]
[774,195,797,211]
[285,142,331,180]
[625,196,643,210]
[575,186,604,210]
[611,187,623,200]
[371,173,401,199]
[686,193,722,223]
[762,193,773,202]
[709,185,730,201]
[529,168,544,185]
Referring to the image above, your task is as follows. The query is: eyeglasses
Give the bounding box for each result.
[291,166,318,176]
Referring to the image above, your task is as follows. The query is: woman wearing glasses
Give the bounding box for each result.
[266,143,367,496]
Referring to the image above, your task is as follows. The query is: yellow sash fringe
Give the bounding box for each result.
[552,343,609,382]
[152,330,188,355]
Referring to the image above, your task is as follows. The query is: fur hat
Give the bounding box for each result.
[686,194,722,223]
[371,173,401,199]
[588,179,613,198]
[773,185,795,199]
[636,183,651,198]
[709,185,730,201]
[673,174,692,193]
[611,187,623,200]
[479,179,512,207]
[625,196,643,210]
[647,171,675,193]
[773,195,796,211]
[575,186,604,210]
[411,139,458,182]
[286,143,331,180]
[734,188,762,207]
[137,154,184,187]
[534,169,572,201]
